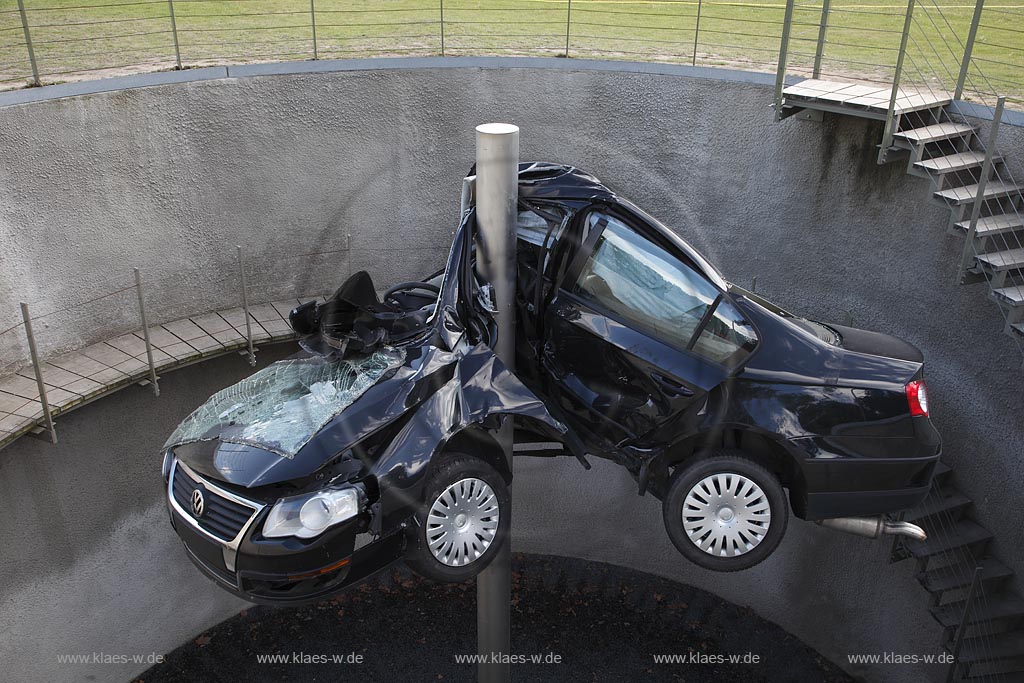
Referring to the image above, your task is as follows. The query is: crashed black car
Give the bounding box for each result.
[163,163,941,603]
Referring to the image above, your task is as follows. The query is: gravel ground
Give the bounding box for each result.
[135,553,855,683]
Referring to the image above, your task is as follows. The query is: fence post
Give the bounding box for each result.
[813,0,831,78]
[877,0,916,164]
[773,0,796,121]
[440,0,445,56]
[958,96,1004,282]
[166,0,182,69]
[565,0,571,57]
[134,268,160,397]
[20,303,56,444]
[310,0,318,60]
[237,246,256,367]
[691,0,703,66]
[15,0,40,87]
[954,0,985,100]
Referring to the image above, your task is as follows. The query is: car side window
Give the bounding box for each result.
[571,212,721,350]
[691,300,759,366]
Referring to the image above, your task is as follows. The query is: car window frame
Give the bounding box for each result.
[559,203,760,372]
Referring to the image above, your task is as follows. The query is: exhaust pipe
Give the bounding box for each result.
[817,516,927,542]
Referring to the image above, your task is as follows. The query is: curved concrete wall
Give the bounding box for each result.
[1,59,1023,682]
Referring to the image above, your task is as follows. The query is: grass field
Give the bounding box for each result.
[0,0,1021,102]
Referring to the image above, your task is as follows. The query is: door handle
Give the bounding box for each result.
[650,373,695,397]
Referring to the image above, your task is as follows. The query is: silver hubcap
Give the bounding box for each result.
[427,477,499,567]
[683,472,771,557]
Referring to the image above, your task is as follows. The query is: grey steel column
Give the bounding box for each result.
[134,268,160,396]
[955,0,985,100]
[20,303,56,443]
[474,122,519,683]
[15,0,40,86]
[958,96,1004,281]
[812,0,831,79]
[310,0,318,60]
[878,0,916,164]
[237,245,256,367]
[691,0,703,66]
[167,0,182,69]
[773,0,796,121]
[565,0,571,57]
[440,0,445,56]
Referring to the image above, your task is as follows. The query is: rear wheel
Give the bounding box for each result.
[405,454,510,583]
[662,451,787,572]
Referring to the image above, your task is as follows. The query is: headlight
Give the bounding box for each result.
[263,486,362,539]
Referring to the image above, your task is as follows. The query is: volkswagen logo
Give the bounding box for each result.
[191,488,206,518]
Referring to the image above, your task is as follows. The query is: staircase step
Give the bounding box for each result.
[920,557,1014,595]
[905,489,972,524]
[954,630,1024,665]
[896,121,976,144]
[976,248,1024,273]
[963,671,1024,682]
[931,592,1024,629]
[935,181,1024,205]
[992,286,1024,307]
[1013,322,1024,338]
[905,519,992,560]
[954,213,1024,238]
[934,461,953,484]
[916,151,994,174]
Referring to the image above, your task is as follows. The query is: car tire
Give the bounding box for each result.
[404,453,510,583]
[662,450,788,572]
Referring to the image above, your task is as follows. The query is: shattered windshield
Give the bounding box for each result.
[164,348,406,458]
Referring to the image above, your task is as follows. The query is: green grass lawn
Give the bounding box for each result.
[0,0,1020,102]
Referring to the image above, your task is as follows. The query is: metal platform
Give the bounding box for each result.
[781,79,951,120]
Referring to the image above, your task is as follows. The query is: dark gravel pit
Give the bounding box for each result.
[136,553,854,683]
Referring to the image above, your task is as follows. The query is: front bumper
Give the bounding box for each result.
[166,459,405,604]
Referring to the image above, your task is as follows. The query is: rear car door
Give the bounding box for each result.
[540,207,758,451]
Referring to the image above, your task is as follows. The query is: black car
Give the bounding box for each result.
[163,163,941,603]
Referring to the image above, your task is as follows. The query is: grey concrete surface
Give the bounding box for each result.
[0,59,1022,682]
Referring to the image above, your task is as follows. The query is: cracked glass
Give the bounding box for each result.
[164,348,406,458]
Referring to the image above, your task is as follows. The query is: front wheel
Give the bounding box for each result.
[662,451,788,572]
[404,454,510,583]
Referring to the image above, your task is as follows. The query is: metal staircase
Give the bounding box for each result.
[892,463,1024,680]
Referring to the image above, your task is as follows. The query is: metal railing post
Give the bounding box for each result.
[15,0,40,87]
[237,245,256,367]
[877,0,916,164]
[474,122,519,683]
[945,565,982,682]
[20,303,56,444]
[958,96,1004,281]
[813,0,831,79]
[310,0,318,60]
[954,0,985,100]
[691,0,703,66]
[167,0,182,69]
[565,0,571,57]
[440,0,445,56]
[773,0,796,121]
[134,268,160,397]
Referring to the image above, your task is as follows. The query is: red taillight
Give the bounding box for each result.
[906,379,929,417]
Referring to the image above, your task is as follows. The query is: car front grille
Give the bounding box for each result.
[171,462,259,542]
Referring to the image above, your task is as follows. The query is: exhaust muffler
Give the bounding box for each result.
[817,516,927,542]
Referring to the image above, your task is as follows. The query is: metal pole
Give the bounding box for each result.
[945,565,982,682]
[474,122,519,683]
[773,0,796,121]
[310,0,318,60]
[691,0,703,66]
[955,0,985,100]
[565,0,571,57]
[167,0,182,70]
[134,268,160,397]
[15,0,40,87]
[237,245,256,367]
[20,303,56,444]
[813,0,831,79]
[958,96,1004,281]
[440,0,445,56]
[878,0,916,164]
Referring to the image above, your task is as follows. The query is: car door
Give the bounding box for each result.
[539,206,757,452]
